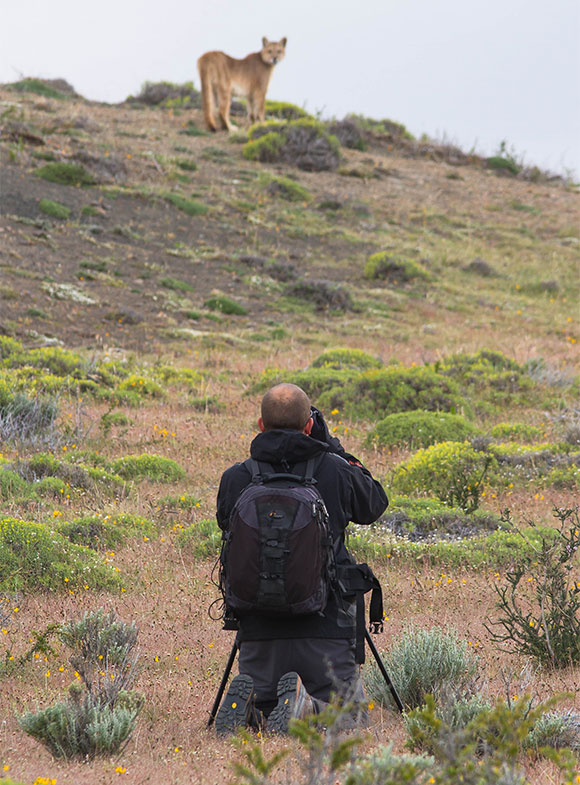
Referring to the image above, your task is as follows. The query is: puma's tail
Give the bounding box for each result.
[197,57,217,132]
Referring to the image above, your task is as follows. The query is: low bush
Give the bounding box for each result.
[318,367,466,421]
[177,519,221,558]
[8,77,73,99]
[58,514,155,549]
[0,468,31,500]
[20,608,142,759]
[117,375,164,399]
[204,295,248,315]
[159,493,201,510]
[39,199,71,219]
[160,276,195,292]
[364,252,430,283]
[111,453,186,483]
[311,348,383,371]
[525,709,580,752]
[284,279,354,312]
[490,422,544,442]
[0,389,58,444]
[127,80,200,108]
[34,162,95,186]
[435,350,533,403]
[0,517,122,591]
[368,410,479,450]
[264,175,312,202]
[264,100,311,120]
[243,119,341,171]
[349,525,556,570]
[391,441,496,512]
[255,366,357,400]
[164,192,208,216]
[377,495,501,541]
[364,625,479,711]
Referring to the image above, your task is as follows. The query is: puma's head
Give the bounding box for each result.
[260,37,287,66]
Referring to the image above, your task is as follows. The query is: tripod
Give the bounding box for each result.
[207,629,404,727]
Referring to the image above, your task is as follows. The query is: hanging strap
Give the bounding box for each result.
[336,562,384,664]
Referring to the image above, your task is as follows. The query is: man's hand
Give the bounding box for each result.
[310,406,345,454]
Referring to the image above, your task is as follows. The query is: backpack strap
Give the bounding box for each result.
[244,456,320,486]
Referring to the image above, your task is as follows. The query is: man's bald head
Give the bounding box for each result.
[260,383,312,431]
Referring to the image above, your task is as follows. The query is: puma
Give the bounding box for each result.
[197,37,287,132]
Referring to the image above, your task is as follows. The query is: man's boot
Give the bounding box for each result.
[268,671,314,734]
[215,674,255,736]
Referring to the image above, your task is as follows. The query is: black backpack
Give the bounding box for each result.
[219,457,335,618]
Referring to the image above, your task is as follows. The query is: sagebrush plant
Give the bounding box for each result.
[525,709,580,752]
[391,441,495,512]
[485,507,580,667]
[19,609,142,759]
[364,625,479,711]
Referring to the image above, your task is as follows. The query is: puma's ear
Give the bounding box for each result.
[262,37,269,48]
[281,37,287,48]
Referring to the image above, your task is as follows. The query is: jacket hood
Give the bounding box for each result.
[250,429,329,466]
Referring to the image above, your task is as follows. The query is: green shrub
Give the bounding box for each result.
[364,625,479,711]
[0,469,31,500]
[117,374,164,399]
[391,441,496,512]
[546,464,580,489]
[364,252,430,283]
[34,476,68,498]
[0,517,122,591]
[368,410,479,449]
[349,525,556,570]
[159,493,201,510]
[378,495,501,540]
[487,155,521,175]
[404,693,492,755]
[58,514,155,549]
[243,119,341,171]
[111,453,185,482]
[485,507,580,667]
[436,351,531,401]
[159,276,195,292]
[284,279,354,312]
[204,295,248,315]
[8,78,70,99]
[175,158,198,171]
[311,348,383,371]
[39,199,71,219]
[255,367,357,400]
[264,175,312,202]
[164,192,208,215]
[490,422,544,442]
[264,101,312,120]
[177,518,221,558]
[34,162,95,186]
[318,367,466,421]
[488,442,578,488]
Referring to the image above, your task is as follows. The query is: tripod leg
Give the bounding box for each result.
[364,629,404,713]
[207,640,238,727]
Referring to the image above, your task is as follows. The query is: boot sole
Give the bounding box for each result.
[215,674,254,736]
[268,671,299,735]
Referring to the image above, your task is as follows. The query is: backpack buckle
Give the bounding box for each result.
[370,621,384,634]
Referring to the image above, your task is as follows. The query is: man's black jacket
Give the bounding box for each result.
[216,428,388,641]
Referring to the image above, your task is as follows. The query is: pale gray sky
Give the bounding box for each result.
[2,0,579,176]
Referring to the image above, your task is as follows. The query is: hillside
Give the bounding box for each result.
[0,82,579,785]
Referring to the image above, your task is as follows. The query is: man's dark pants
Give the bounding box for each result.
[238,637,364,715]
